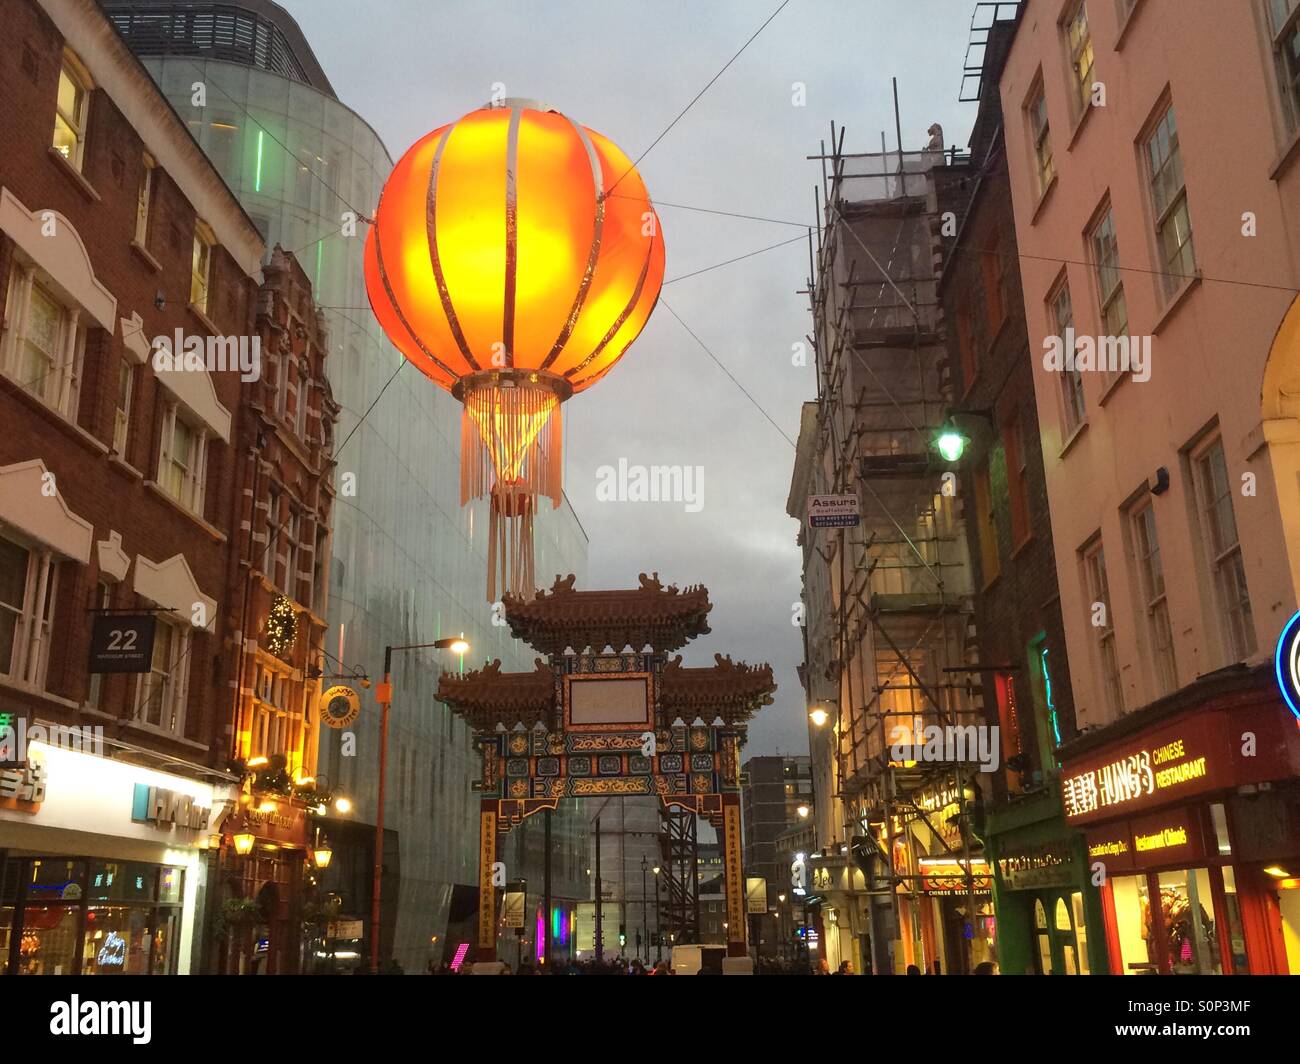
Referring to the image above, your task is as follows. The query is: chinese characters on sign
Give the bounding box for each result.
[1062,736,1210,822]
[0,756,47,812]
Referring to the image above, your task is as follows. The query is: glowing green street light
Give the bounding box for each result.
[936,425,968,463]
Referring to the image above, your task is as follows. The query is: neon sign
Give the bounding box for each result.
[97,932,126,968]
[1274,610,1300,723]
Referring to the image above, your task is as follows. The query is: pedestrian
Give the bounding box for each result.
[973,961,996,975]
[905,964,921,975]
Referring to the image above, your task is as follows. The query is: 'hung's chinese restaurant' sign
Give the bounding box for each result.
[1060,712,1230,825]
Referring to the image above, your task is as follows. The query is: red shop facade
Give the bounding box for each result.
[1059,666,1300,975]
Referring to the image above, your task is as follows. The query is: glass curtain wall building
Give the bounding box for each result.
[104,1,590,970]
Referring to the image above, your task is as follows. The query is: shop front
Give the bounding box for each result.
[889,784,995,975]
[1059,668,1300,975]
[211,787,315,975]
[984,788,1108,975]
[0,740,220,975]
[803,851,872,975]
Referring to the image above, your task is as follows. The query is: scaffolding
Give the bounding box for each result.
[803,120,990,971]
[658,803,700,945]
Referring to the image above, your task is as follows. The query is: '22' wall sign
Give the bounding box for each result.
[1273,610,1300,723]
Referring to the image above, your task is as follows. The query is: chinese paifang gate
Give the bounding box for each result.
[435,573,775,971]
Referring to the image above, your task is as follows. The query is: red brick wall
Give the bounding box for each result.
[0,0,262,768]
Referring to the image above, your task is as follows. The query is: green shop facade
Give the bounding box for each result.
[981,785,1108,976]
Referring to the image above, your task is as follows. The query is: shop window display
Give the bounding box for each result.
[1,856,184,975]
[1155,869,1221,975]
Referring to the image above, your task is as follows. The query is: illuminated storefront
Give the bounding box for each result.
[888,784,996,975]
[1060,669,1300,974]
[0,742,222,975]
[984,797,1108,976]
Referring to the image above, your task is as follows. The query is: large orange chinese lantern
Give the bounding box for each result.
[364,99,665,600]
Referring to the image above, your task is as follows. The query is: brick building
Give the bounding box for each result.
[210,245,338,974]
[0,0,332,975]
[934,5,1100,977]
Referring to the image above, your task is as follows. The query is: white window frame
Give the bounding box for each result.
[1129,500,1177,696]
[1050,276,1086,432]
[1,262,86,421]
[134,152,155,246]
[158,404,208,514]
[1144,103,1195,297]
[1191,436,1256,663]
[1082,538,1123,716]
[1266,0,1300,132]
[1064,1,1096,117]
[134,616,189,735]
[1088,206,1128,388]
[1028,79,1054,196]
[114,358,133,455]
[0,534,58,691]
[190,223,213,314]
[53,54,91,171]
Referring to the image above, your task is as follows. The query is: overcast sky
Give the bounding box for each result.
[282,0,979,755]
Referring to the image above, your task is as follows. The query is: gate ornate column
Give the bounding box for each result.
[475,798,498,966]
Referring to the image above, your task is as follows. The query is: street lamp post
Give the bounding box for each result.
[652,864,661,962]
[640,856,649,964]
[371,636,468,975]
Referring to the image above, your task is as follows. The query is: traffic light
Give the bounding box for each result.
[619,924,627,948]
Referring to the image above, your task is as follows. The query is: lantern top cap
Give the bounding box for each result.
[485,97,556,113]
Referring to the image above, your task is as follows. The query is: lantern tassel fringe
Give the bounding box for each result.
[461,382,564,602]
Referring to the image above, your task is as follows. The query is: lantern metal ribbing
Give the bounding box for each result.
[364,99,665,600]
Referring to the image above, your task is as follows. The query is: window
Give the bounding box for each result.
[113,359,133,455]
[252,663,295,759]
[1003,412,1031,547]
[1192,437,1256,662]
[1,265,85,420]
[1267,0,1300,132]
[311,527,328,613]
[295,377,309,439]
[52,57,90,170]
[135,618,188,734]
[190,225,213,314]
[0,535,58,689]
[85,582,112,708]
[1088,207,1128,345]
[1028,81,1055,195]
[134,154,154,246]
[974,462,1000,584]
[276,358,289,418]
[1144,104,1195,296]
[265,486,281,580]
[1064,2,1096,115]
[1050,277,1087,431]
[1130,501,1177,695]
[281,507,300,599]
[158,406,207,513]
[1082,539,1123,716]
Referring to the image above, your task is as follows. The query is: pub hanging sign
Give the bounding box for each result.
[88,613,157,674]
[319,686,361,729]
